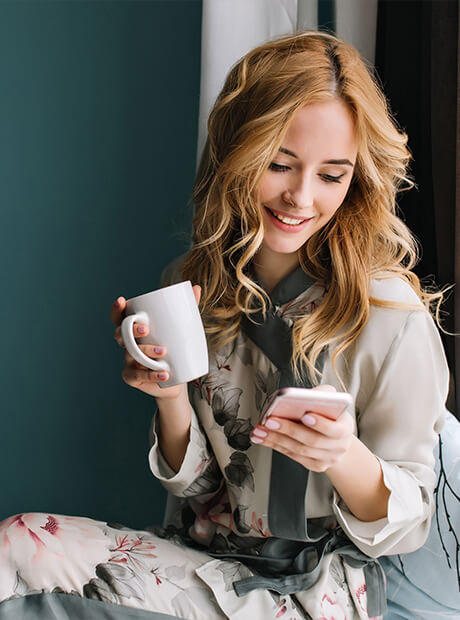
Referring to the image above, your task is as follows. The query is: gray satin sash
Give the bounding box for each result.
[238,266,387,618]
[241,266,321,541]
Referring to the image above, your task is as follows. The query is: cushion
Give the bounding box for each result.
[380,411,460,618]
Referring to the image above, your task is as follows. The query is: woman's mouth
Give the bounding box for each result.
[264,206,312,232]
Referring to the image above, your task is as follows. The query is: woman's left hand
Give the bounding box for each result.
[250,386,355,473]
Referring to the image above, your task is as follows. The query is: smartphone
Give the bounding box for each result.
[259,387,353,425]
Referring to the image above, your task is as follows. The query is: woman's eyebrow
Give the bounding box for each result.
[278,147,354,167]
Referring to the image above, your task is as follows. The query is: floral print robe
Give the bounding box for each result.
[0,266,449,620]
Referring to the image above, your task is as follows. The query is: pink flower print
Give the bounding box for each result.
[41,514,58,535]
[0,513,111,601]
[277,282,327,327]
[318,592,347,620]
[109,534,157,573]
[276,604,287,617]
[150,568,162,586]
[355,583,367,611]
[250,512,270,537]
[194,454,213,474]
[275,599,287,617]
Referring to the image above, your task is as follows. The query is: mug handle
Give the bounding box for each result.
[121,311,170,373]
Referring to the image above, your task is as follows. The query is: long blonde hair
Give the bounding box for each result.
[178,31,442,383]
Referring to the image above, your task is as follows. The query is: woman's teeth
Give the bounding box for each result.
[269,209,306,226]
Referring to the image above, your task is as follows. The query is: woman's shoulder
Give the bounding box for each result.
[369,274,423,307]
[344,275,429,363]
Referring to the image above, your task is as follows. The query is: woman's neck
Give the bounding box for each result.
[252,245,300,294]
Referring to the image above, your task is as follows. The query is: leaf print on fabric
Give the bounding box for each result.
[213,346,235,372]
[12,572,29,597]
[224,418,253,451]
[84,562,144,603]
[255,366,279,413]
[190,343,235,405]
[182,457,222,497]
[164,564,187,581]
[225,452,255,491]
[212,385,243,425]
[318,592,347,620]
[234,334,253,366]
[109,534,157,566]
[275,282,326,328]
[215,560,253,592]
[233,505,251,535]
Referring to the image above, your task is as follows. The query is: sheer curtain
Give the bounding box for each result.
[197,0,299,161]
[197,0,380,160]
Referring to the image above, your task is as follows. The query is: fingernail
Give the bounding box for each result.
[137,325,147,335]
[154,346,164,354]
[252,428,267,438]
[265,419,280,430]
[157,372,168,380]
[251,436,264,444]
[302,414,316,425]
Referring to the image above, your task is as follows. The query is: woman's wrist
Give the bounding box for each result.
[156,383,190,418]
[326,436,390,522]
[156,384,193,473]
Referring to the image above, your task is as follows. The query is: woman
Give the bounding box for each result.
[0,31,449,620]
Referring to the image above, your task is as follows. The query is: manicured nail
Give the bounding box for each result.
[302,414,316,426]
[250,435,264,444]
[137,325,147,335]
[252,428,267,438]
[265,419,280,430]
[154,346,164,354]
[157,372,168,380]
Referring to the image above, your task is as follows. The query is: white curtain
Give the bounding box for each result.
[197,0,299,161]
[197,0,378,161]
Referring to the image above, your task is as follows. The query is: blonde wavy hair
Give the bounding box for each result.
[177,30,442,384]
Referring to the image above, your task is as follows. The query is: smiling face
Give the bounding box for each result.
[256,100,358,279]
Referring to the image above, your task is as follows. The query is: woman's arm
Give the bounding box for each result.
[325,434,390,521]
[156,384,193,473]
[252,403,390,521]
[251,304,448,541]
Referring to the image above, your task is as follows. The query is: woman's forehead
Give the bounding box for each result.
[281,101,358,163]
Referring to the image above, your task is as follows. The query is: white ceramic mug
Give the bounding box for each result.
[121,281,208,388]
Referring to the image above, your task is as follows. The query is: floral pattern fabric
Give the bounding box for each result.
[0,269,449,620]
[0,512,375,619]
[148,271,448,618]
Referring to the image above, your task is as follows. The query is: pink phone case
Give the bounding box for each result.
[259,387,352,425]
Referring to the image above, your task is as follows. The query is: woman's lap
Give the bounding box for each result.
[0,512,375,619]
[0,512,224,619]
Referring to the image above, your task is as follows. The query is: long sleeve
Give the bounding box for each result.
[148,401,222,498]
[147,255,222,498]
[327,285,449,557]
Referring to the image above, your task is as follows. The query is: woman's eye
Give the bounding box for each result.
[320,173,345,184]
[269,162,290,173]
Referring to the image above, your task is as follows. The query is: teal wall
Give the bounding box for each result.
[0,0,202,528]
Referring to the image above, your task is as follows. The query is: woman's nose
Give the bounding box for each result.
[283,175,314,209]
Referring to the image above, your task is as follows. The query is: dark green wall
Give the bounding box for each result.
[0,0,202,528]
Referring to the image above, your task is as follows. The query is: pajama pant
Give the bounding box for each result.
[0,513,378,620]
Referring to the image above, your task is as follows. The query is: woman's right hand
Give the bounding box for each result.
[110,285,202,400]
